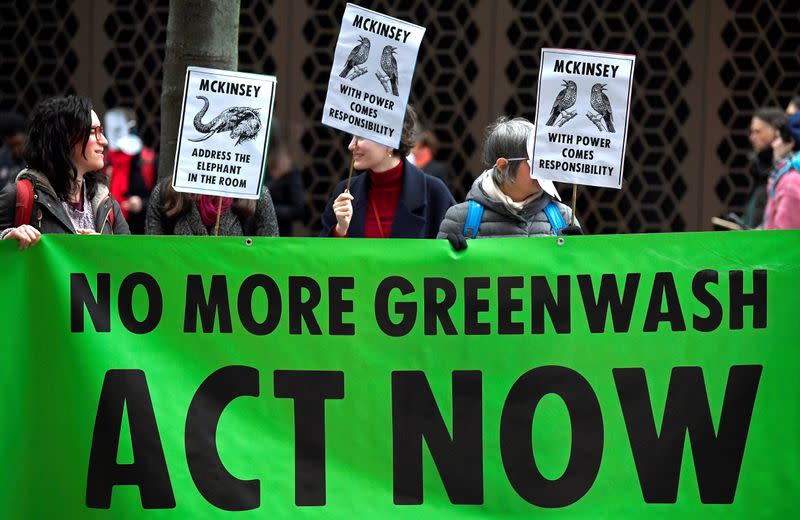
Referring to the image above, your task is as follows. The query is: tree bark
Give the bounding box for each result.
[158,0,240,180]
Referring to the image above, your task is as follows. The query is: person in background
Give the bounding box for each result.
[437,116,578,243]
[103,108,156,234]
[0,96,129,248]
[264,118,305,236]
[408,124,450,188]
[762,112,800,230]
[0,111,27,191]
[320,104,455,238]
[741,107,784,228]
[786,95,800,116]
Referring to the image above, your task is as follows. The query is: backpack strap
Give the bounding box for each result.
[95,195,116,233]
[543,201,566,235]
[463,199,483,238]
[14,179,34,228]
[107,197,115,227]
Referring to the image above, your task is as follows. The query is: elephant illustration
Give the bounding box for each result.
[190,95,262,145]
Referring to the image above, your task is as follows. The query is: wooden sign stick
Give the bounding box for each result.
[213,196,223,236]
[345,137,359,192]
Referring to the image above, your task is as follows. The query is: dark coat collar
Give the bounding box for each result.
[347,159,427,238]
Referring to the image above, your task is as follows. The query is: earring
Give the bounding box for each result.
[388,151,393,158]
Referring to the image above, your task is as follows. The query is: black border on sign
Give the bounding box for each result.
[532,48,635,189]
[171,67,276,199]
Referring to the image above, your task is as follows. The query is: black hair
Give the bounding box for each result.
[790,96,800,110]
[775,114,791,143]
[24,95,104,200]
[775,113,800,152]
[753,107,785,128]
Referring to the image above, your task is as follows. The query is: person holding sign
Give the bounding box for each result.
[0,96,130,248]
[437,117,578,243]
[145,180,278,237]
[762,112,800,230]
[320,105,455,238]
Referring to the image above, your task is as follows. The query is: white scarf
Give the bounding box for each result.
[480,172,542,214]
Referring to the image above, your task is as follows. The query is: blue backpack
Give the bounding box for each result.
[462,199,566,238]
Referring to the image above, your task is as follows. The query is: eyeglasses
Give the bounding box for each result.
[89,125,105,140]
[506,157,528,162]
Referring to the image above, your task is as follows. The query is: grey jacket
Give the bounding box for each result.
[0,168,129,235]
[145,181,279,236]
[437,171,578,238]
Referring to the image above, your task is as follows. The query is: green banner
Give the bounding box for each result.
[1,231,798,518]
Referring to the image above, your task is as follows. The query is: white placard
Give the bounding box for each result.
[321,3,425,148]
[172,67,277,199]
[532,48,635,189]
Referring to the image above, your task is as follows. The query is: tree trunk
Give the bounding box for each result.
[158,0,240,180]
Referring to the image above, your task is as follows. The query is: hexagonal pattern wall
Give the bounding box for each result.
[238,0,278,76]
[504,0,694,233]
[714,0,800,215]
[102,0,169,150]
[101,0,278,152]
[4,1,799,235]
[0,2,79,114]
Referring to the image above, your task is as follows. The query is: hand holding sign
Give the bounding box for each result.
[332,192,354,235]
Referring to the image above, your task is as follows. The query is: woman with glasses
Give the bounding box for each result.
[437,116,578,241]
[320,104,455,238]
[0,95,129,248]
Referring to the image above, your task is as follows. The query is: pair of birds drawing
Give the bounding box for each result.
[546,80,615,132]
[338,36,399,96]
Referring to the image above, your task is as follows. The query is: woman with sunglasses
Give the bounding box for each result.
[0,96,129,248]
[320,105,455,238]
[437,116,578,241]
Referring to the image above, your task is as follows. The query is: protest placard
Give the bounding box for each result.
[322,3,425,148]
[532,49,635,189]
[172,67,277,199]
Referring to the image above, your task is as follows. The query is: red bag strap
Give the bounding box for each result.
[14,179,34,228]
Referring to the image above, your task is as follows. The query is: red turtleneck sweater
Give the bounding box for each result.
[334,161,403,237]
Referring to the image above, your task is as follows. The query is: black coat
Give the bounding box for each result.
[266,167,305,236]
[320,159,455,238]
[0,168,129,235]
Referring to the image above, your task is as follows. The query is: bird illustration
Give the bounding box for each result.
[339,35,371,78]
[545,80,578,126]
[190,96,262,146]
[590,83,615,132]
[380,45,399,96]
